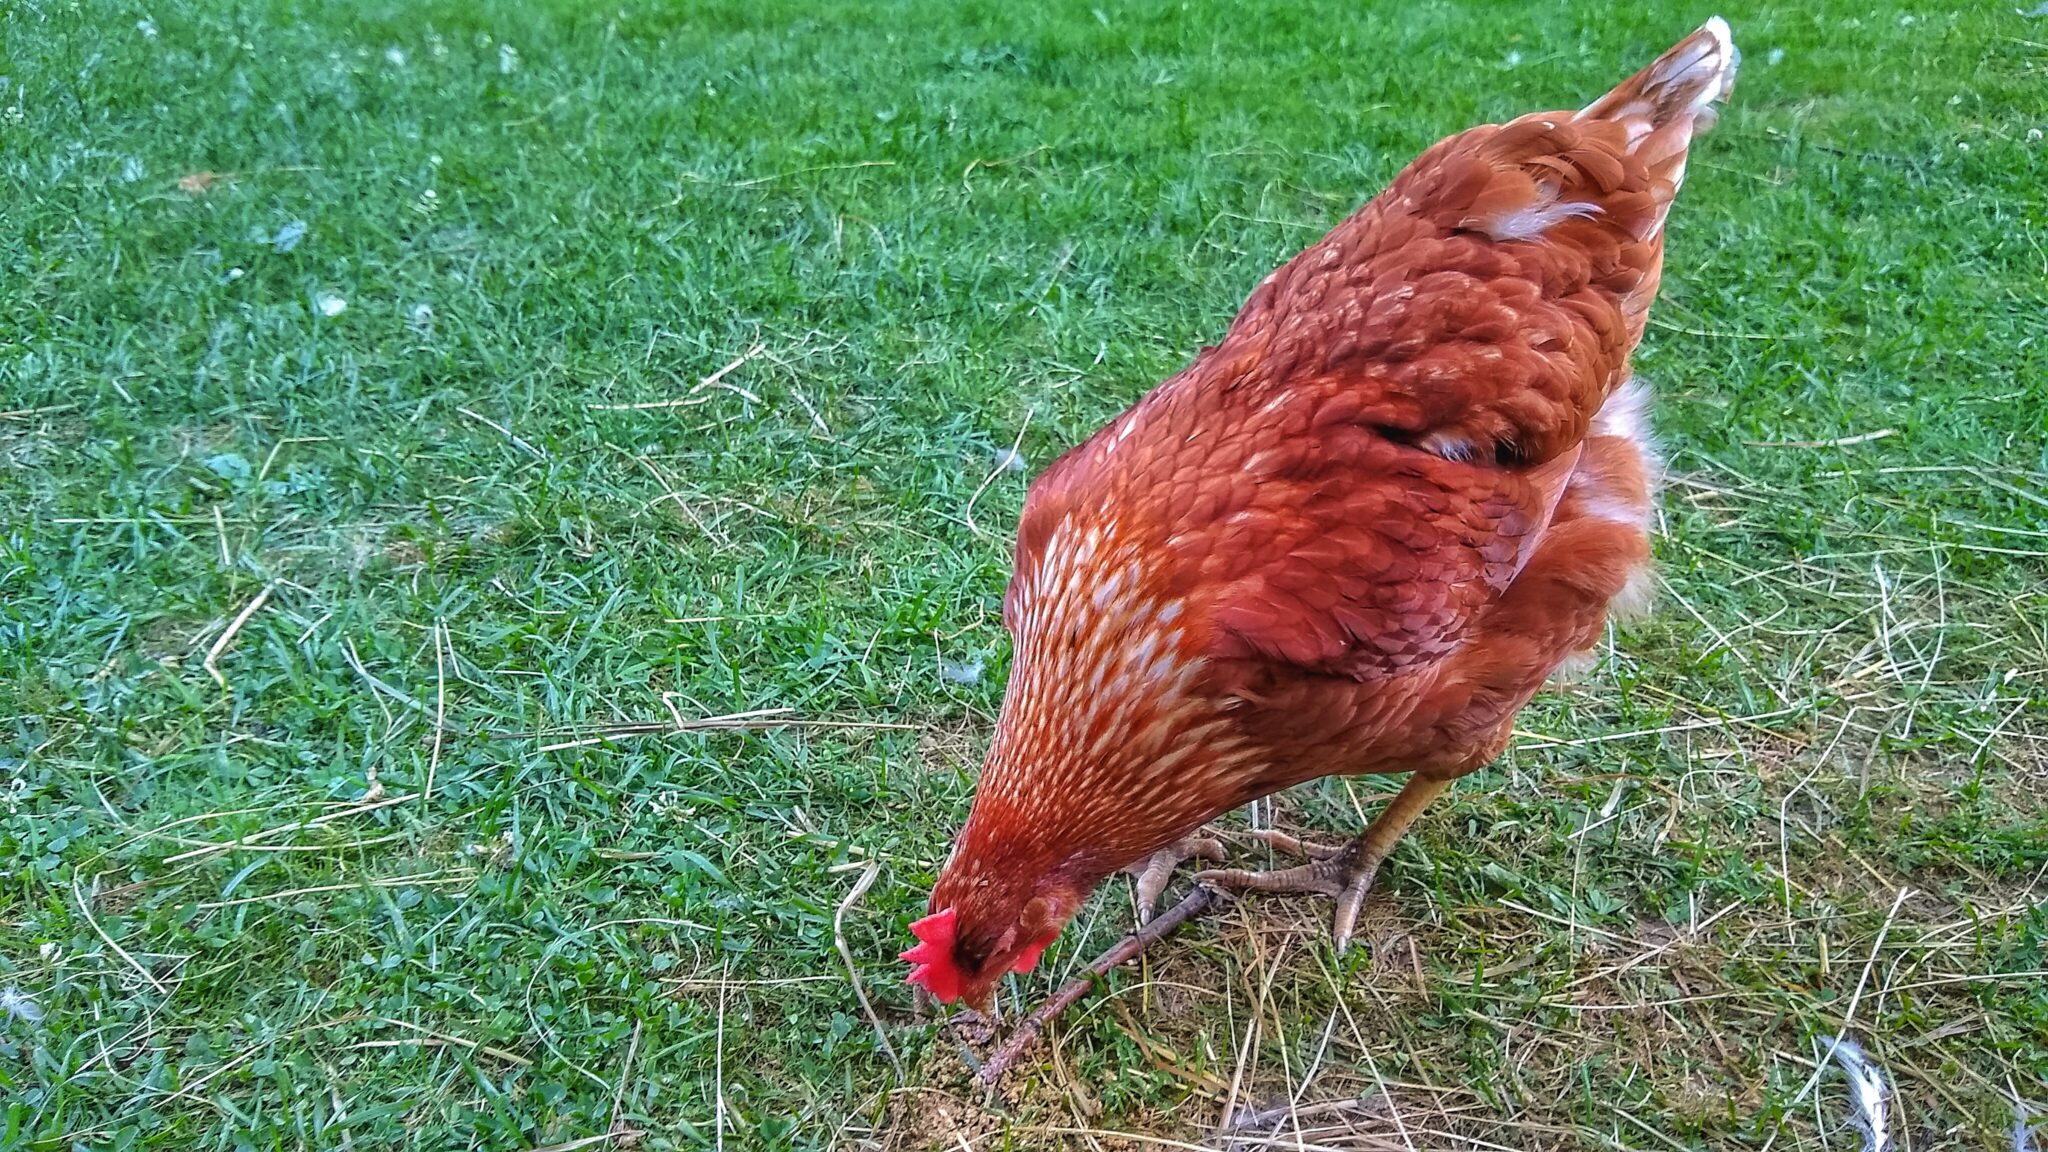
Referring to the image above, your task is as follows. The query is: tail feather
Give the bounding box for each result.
[1578,16,1739,237]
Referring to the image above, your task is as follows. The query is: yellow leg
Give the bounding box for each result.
[1199,773,1453,951]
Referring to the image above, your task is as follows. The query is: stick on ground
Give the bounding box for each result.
[202,582,275,689]
[977,885,1221,1085]
[835,860,905,1080]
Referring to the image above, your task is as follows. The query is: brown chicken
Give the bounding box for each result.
[903,19,1737,1009]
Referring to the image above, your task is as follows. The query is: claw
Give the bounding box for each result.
[1197,834,1382,953]
[1122,836,1226,926]
[1327,865,1379,954]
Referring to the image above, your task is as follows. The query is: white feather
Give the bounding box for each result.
[1481,196,1603,242]
[1590,376,1666,488]
[1419,432,1475,461]
[1828,1036,1892,1152]
[0,986,43,1025]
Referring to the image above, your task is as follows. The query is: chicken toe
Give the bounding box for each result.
[1198,774,1454,951]
[1197,838,1383,952]
[1237,828,1348,860]
[1121,835,1226,925]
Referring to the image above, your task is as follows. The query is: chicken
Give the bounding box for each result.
[903,19,1738,1011]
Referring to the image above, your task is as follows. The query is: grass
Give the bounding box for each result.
[2,0,2045,1147]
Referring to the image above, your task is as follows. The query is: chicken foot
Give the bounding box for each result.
[1199,773,1451,952]
[1121,835,1226,926]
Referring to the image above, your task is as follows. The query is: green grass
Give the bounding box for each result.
[3,0,2046,1148]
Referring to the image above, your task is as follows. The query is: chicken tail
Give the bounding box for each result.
[1577,17,1739,235]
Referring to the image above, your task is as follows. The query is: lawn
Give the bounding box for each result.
[2,0,2046,1148]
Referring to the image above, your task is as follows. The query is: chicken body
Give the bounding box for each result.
[905,19,1738,1010]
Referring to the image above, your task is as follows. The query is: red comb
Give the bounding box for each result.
[900,907,965,1002]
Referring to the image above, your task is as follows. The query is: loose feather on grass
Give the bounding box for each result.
[1829,1035,1893,1152]
[0,986,43,1026]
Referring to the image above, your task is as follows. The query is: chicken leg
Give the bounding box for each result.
[1198,773,1452,952]
[1121,835,1226,925]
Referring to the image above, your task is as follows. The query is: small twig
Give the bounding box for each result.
[154,1013,363,1110]
[964,408,1034,539]
[197,872,473,911]
[161,792,414,864]
[834,861,905,1080]
[371,1017,534,1067]
[1647,315,1775,341]
[962,144,1049,193]
[609,1017,643,1138]
[202,583,275,689]
[73,876,170,995]
[531,1137,626,1152]
[788,386,832,437]
[714,961,729,1152]
[212,505,232,567]
[340,637,435,721]
[531,709,914,752]
[1746,429,1897,449]
[586,343,768,410]
[1356,1029,1421,1152]
[425,621,447,803]
[725,159,894,189]
[1218,933,1282,1133]
[0,403,79,419]
[978,885,1220,1085]
[455,406,547,459]
[685,343,767,399]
